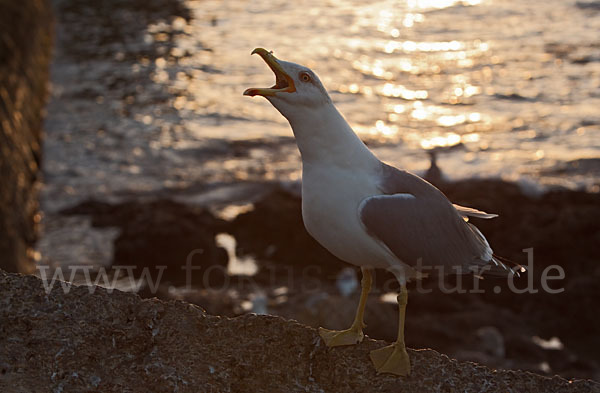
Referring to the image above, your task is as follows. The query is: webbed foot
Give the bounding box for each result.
[319,326,364,347]
[369,343,411,376]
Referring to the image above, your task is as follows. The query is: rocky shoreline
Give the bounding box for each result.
[44,179,600,382]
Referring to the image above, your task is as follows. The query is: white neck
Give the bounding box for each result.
[282,102,379,169]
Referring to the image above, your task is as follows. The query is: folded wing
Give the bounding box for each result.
[359,193,491,272]
[359,163,509,275]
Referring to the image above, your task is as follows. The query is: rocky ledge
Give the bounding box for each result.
[0,270,597,393]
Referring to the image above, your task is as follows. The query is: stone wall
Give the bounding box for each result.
[0,0,52,272]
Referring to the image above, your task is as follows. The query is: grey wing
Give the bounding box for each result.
[359,193,491,273]
[363,162,516,275]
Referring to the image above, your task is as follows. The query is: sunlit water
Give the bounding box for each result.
[154,0,600,191]
[42,0,600,219]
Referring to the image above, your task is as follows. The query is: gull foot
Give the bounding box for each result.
[318,326,364,347]
[369,343,411,376]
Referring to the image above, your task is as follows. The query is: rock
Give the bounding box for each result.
[0,0,52,273]
[441,179,600,371]
[61,199,228,285]
[1,270,597,393]
[476,326,506,358]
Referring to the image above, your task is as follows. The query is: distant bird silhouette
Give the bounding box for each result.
[424,150,444,188]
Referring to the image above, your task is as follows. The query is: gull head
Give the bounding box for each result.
[243,48,331,117]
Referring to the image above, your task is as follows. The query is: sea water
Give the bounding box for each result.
[163,0,600,191]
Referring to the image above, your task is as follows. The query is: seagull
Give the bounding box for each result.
[243,48,519,376]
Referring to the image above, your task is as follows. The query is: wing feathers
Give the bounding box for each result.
[359,192,490,270]
[453,204,498,219]
[368,162,512,276]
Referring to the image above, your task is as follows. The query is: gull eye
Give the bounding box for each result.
[300,72,311,82]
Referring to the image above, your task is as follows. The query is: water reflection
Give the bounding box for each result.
[407,0,483,9]
[132,0,599,189]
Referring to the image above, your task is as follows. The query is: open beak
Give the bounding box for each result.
[243,48,296,97]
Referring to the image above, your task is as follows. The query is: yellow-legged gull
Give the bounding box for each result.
[243,48,517,376]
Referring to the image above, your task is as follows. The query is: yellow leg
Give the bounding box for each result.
[319,267,373,346]
[369,284,411,376]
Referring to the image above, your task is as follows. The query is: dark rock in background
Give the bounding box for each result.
[62,199,228,285]
[441,179,600,372]
[1,270,597,393]
[0,0,53,273]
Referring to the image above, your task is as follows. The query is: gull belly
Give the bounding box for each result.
[301,162,408,273]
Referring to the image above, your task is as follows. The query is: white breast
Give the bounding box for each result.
[301,164,399,270]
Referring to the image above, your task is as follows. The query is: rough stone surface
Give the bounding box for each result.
[0,0,52,273]
[0,270,597,393]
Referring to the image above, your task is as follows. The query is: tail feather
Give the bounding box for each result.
[468,254,526,278]
[464,215,525,278]
[493,253,527,277]
[468,257,515,277]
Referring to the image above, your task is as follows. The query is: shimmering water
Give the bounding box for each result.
[42,0,600,220]
[159,0,600,190]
